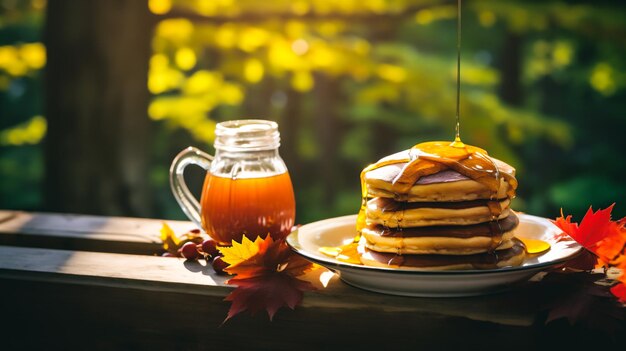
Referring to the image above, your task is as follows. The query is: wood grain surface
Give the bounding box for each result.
[0,210,621,350]
[0,210,194,254]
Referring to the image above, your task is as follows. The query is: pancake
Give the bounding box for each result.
[362,230,516,255]
[358,238,526,270]
[364,213,519,238]
[365,155,516,202]
[366,197,511,227]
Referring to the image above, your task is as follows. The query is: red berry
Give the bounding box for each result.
[201,239,219,257]
[181,242,200,260]
[211,256,229,275]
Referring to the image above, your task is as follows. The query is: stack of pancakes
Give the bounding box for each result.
[357,149,525,270]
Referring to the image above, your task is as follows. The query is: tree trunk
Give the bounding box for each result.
[280,88,302,176]
[313,73,339,207]
[498,32,523,106]
[43,0,154,216]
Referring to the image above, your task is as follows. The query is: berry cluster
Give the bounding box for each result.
[180,239,228,274]
[161,232,228,275]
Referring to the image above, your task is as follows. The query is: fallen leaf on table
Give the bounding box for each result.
[553,205,615,253]
[159,223,206,256]
[160,222,181,253]
[225,273,315,321]
[552,204,626,305]
[542,271,625,333]
[610,283,626,303]
[218,235,263,267]
[595,221,626,269]
[557,250,598,272]
[219,235,316,322]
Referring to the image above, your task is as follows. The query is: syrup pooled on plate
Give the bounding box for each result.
[319,243,361,264]
[518,238,551,254]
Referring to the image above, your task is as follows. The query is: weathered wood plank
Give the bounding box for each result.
[0,245,545,327]
[0,245,227,291]
[0,210,196,254]
[2,278,544,351]
[1,260,617,350]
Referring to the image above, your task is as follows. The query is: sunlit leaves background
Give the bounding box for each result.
[1,0,625,222]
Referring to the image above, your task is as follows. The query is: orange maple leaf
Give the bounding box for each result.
[219,235,315,322]
[595,222,626,269]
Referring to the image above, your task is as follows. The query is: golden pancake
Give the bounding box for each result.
[366,168,515,203]
[364,151,516,202]
[366,197,511,227]
[364,213,519,238]
[361,213,519,255]
[358,238,526,270]
[366,176,511,202]
[363,232,516,255]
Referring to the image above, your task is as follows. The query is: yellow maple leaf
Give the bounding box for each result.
[218,235,264,266]
[160,222,180,252]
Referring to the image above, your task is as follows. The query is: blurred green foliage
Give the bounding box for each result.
[1,0,625,222]
[0,0,45,210]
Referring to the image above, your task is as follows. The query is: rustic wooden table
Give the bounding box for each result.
[0,210,623,350]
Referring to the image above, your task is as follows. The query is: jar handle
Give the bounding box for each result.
[169,147,213,229]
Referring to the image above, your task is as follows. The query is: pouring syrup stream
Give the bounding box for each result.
[452,0,463,148]
[321,0,546,265]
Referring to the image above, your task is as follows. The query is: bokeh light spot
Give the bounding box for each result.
[478,11,496,27]
[175,47,197,70]
[377,64,407,83]
[291,70,314,92]
[291,39,309,56]
[244,58,264,83]
[0,115,47,146]
[590,63,616,95]
[19,43,46,69]
[149,0,172,15]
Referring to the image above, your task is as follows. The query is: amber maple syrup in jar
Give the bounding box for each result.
[170,120,295,245]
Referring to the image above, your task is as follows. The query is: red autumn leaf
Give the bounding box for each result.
[552,204,616,255]
[610,283,626,303]
[576,205,615,249]
[224,273,314,321]
[220,235,315,322]
[553,213,580,242]
[553,204,626,305]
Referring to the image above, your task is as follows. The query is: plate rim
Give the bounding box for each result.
[287,213,583,276]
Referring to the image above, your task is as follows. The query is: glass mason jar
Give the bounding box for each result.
[170,120,296,245]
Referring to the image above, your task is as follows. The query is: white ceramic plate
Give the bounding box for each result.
[287,214,582,297]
